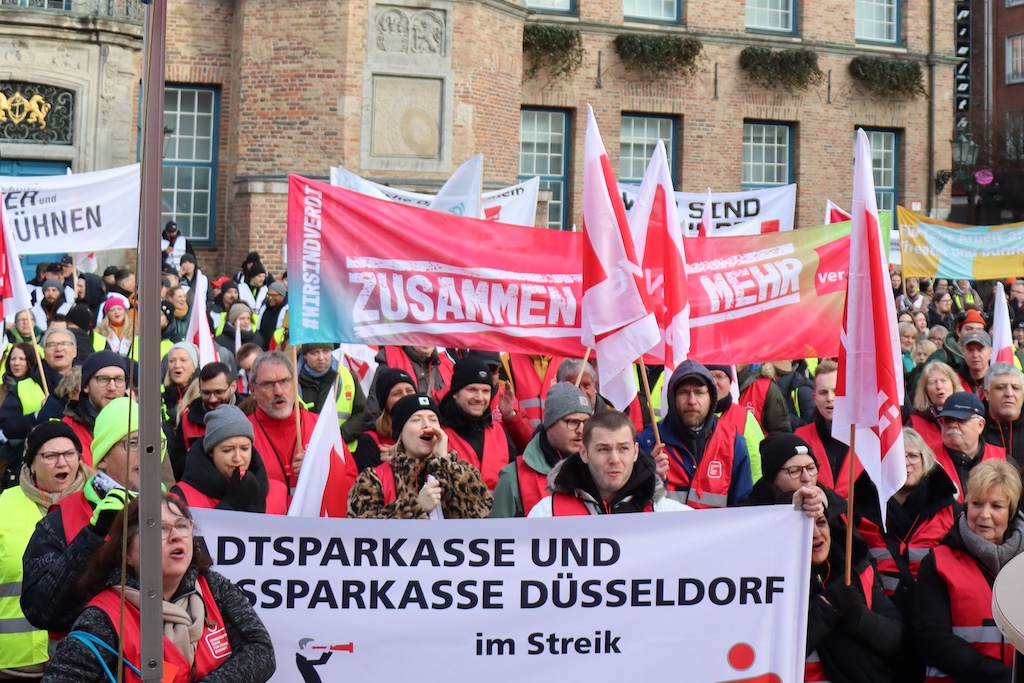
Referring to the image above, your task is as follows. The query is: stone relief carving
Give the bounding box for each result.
[375,6,446,57]
[376,8,409,53]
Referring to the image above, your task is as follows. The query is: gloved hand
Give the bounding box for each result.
[90,488,134,536]
[824,581,865,630]
[218,467,263,512]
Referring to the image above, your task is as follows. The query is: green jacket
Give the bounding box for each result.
[490,433,551,519]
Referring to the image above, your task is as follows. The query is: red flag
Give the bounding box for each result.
[832,129,906,529]
[580,105,660,410]
[992,283,1016,365]
[289,386,352,517]
[628,139,690,373]
[824,199,852,225]
[185,273,218,366]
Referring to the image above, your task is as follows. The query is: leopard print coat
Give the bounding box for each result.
[346,449,493,519]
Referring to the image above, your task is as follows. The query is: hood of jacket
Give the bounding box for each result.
[77,273,106,310]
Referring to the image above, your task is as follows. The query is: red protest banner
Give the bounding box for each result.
[287,175,849,364]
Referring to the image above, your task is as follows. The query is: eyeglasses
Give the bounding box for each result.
[782,463,819,479]
[254,377,293,391]
[120,436,166,453]
[560,417,588,431]
[44,341,74,349]
[92,375,127,388]
[161,519,194,539]
[200,386,232,400]
[677,388,710,399]
[37,449,79,464]
[906,452,923,464]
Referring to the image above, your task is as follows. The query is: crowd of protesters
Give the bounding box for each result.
[2,229,1023,681]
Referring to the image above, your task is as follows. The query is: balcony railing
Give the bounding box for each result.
[0,0,143,22]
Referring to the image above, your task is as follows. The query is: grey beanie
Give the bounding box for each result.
[42,278,63,292]
[542,381,594,429]
[169,341,200,369]
[268,281,287,296]
[203,404,254,452]
[227,303,252,324]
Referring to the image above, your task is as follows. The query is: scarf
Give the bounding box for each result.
[123,586,206,666]
[958,512,1024,575]
[298,356,337,380]
[173,302,190,320]
[110,318,124,328]
[19,461,93,510]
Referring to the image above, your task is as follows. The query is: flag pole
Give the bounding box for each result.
[290,341,303,456]
[575,348,592,388]
[27,324,48,396]
[844,425,857,586]
[637,358,661,445]
[71,254,78,289]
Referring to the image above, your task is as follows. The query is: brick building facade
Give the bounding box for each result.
[0,0,957,275]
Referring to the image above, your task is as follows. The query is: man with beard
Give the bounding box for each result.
[30,278,72,330]
[982,362,1024,466]
[210,279,240,336]
[364,345,454,425]
[490,382,593,517]
[637,360,752,508]
[438,356,516,490]
[257,281,287,349]
[958,329,992,398]
[248,351,358,506]
[168,362,247,480]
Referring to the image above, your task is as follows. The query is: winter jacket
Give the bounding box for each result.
[637,360,752,506]
[776,369,816,429]
[297,359,367,444]
[736,365,793,434]
[807,509,903,683]
[20,480,106,633]
[363,346,452,428]
[167,392,247,480]
[347,449,492,519]
[982,410,1024,469]
[170,438,285,514]
[41,568,275,683]
[528,451,690,516]
[490,428,564,518]
[912,514,1024,683]
[215,322,265,356]
[438,391,517,489]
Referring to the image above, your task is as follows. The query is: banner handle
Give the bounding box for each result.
[576,348,592,388]
[28,320,48,397]
[290,342,302,457]
[637,358,661,446]
[844,425,857,586]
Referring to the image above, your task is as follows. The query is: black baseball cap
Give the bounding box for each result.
[939,392,985,420]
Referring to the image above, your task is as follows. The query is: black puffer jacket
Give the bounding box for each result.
[807,505,903,683]
[41,567,276,683]
[170,438,273,512]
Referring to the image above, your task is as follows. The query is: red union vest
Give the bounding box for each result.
[366,430,396,449]
[443,424,511,489]
[88,574,232,683]
[55,490,95,545]
[738,377,772,431]
[716,404,750,439]
[664,424,737,508]
[794,422,859,498]
[550,491,652,515]
[181,410,206,453]
[516,457,550,517]
[384,346,454,403]
[924,545,1012,682]
[508,354,563,428]
[62,418,95,466]
[857,506,956,595]
[171,478,288,515]
[935,443,1005,502]
[908,413,944,460]
[374,461,399,506]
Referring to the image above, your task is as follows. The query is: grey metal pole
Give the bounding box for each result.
[138,0,167,679]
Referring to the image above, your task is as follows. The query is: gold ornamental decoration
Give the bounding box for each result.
[0,91,52,130]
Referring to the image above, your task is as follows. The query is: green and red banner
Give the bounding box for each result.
[287,175,870,364]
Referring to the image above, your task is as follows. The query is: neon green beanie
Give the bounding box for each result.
[91,396,140,467]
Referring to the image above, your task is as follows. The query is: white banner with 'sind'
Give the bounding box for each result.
[619,183,797,237]
[0,165,140,254]
[194,506,810,682]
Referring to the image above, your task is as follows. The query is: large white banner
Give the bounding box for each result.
[0,165,140,254]
[195,506,810,682]
[619,183,797,237]
[330,166,540,227]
